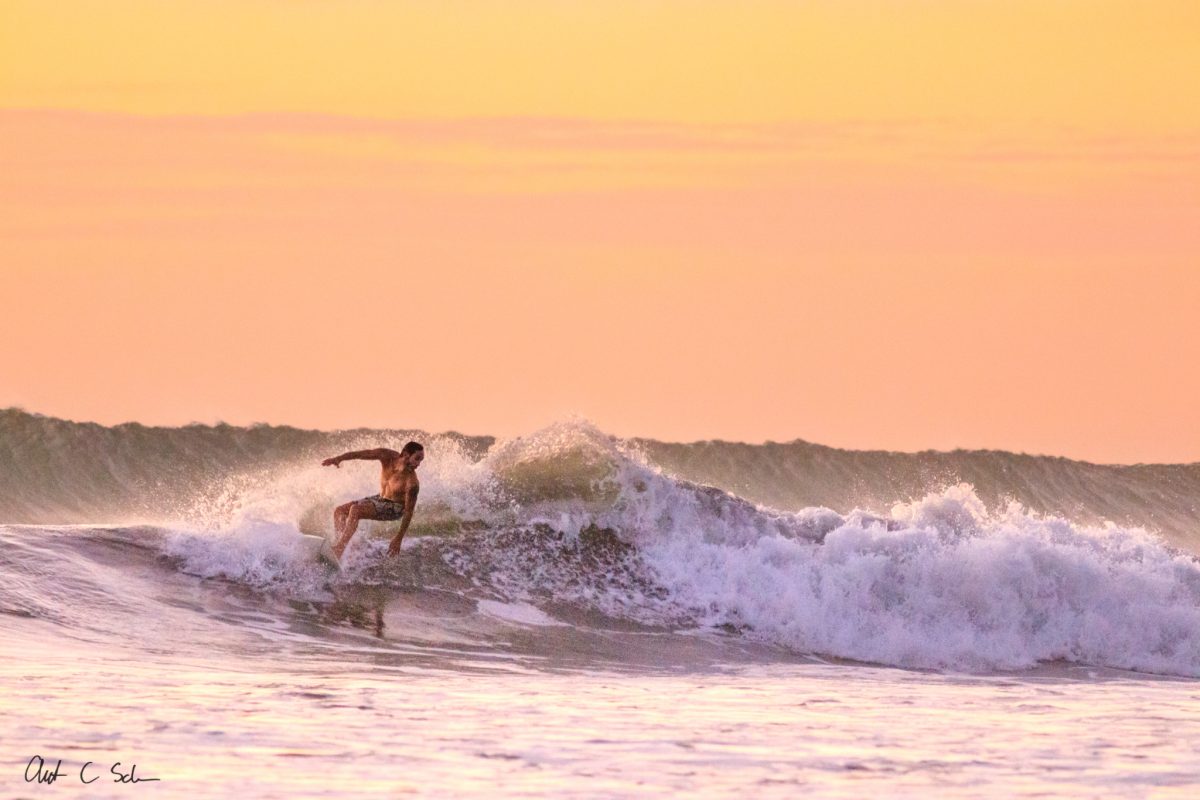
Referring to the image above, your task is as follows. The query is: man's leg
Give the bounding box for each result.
[333,502,352,538]
[334,500,378,558]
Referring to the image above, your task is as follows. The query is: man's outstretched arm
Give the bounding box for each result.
[387,485,420,556]
[322,448,400,467]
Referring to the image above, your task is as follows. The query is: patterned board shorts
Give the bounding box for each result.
[361,494,406,521]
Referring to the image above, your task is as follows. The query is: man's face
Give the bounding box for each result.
[407,450,425,470]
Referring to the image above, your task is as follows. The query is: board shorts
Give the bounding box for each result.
[360,494,406,521]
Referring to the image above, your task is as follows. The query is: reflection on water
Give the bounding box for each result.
[318,585,388,638]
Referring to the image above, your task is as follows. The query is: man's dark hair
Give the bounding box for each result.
[401,441,424,455]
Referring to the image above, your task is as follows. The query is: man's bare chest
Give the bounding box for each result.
[381,468,416,498]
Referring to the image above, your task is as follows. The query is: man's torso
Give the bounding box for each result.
[379,458,418,504]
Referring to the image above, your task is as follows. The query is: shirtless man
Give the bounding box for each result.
[321,442,423,558]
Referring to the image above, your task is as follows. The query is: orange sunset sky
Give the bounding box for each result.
[1,0,1198,463]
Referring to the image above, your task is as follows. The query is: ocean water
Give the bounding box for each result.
[2,412,1200,797]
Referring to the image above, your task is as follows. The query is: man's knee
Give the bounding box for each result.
[348,500,375,519]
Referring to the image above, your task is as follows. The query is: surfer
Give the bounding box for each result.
[321,442,423,558]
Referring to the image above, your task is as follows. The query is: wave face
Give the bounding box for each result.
[4,408,1200,676]
[0,408,492,524]
[3,408,1199,546]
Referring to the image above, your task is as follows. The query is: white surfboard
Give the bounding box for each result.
[300,533,341,571]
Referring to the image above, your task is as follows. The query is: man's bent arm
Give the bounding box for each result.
[322,448,399,467]
[388,486,419,555]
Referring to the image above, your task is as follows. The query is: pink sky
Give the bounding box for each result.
[3,109,1198,462]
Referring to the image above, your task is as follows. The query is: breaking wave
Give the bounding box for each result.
[3,408,1200,676]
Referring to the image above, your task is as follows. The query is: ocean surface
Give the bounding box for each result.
[2,409,1199,797]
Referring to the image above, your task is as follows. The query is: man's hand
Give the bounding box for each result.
[387,536,403,557]
[321,456,341,468]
